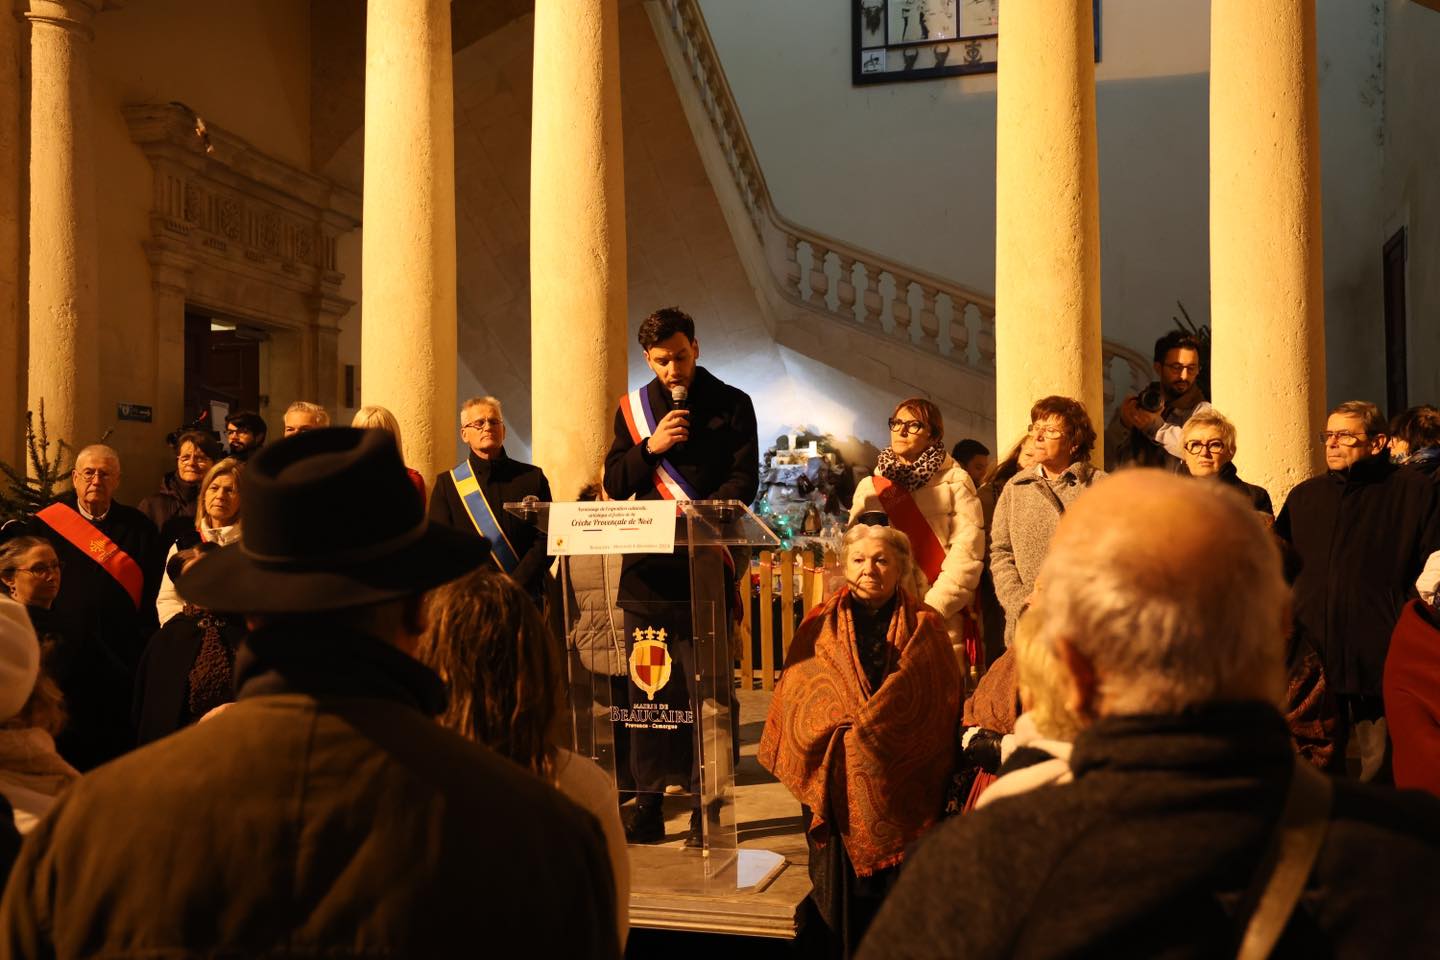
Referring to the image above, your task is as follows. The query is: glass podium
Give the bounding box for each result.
[507,499,784,895]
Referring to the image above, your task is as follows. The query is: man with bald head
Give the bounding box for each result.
[5,444,162,768]
[859,471,1440,958]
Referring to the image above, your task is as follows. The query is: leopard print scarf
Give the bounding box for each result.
[875,440,947,492]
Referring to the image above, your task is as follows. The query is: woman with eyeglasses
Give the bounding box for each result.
[1179,410,1273,516]
[139,430,223,544]
[0,538,64,645]
[989,396,1105,645]
[849,398,985,675]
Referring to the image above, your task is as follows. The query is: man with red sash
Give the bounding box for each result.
[604,307,758,844]
[5,444,161,769]
[429,396,553,604]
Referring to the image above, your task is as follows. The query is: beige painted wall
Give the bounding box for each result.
[85,0,313,495]
[0,10,21,469]
[1383,0,1440,408]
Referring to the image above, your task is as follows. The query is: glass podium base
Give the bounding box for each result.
[629,845,787,896]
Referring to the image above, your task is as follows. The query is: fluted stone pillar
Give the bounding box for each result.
[993,2,1104,458]
[0,6,21,465]
[1210,0,1326,504]
[24,0,102,452]
[529,0,628,502]
[360,0,456,481]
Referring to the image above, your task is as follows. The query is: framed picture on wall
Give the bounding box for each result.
[853,0,1101,85]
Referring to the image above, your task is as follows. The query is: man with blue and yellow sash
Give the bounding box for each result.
[429,396,553,603]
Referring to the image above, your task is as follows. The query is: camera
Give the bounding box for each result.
[1136,382,1165,414]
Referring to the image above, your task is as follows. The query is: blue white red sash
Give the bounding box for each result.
[449,460,521,574]
[619,387,700,502]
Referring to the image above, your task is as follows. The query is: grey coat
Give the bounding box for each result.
[989,462,1105,643]
[566,553,627,677]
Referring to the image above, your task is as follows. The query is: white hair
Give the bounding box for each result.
[843,523,930,599]
[284,401,330,426]
[1033,481,1288,715]
[459,396,503,422]
[74,444,121,467]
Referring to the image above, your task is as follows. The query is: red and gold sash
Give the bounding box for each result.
[870,476,948,583]
[36,503,145,610]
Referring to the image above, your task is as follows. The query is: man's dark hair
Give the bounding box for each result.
[1390,405,1440,451]
[1153,331,1203,365]
[951,438,989,466]
[637,307,696,350]
[1030,395,1098,464]
[225,410,268,441]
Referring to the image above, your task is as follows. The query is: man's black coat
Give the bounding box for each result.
[1276,457,1440,695]
[603,366,759,607]
[429,449,552,596]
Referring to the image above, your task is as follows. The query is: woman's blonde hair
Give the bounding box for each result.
[1012,611,1081,742]
[842,523,930,600]
[194,458,243,530]
[352,405,407,463]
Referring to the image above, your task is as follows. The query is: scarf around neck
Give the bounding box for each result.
[875,440,946,492]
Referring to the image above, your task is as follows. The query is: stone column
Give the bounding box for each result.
[24,0,102,453]
[360,0,456,481]
[529,0,628,502]
[993,2,1104,458]
[1210,0,1326,503]
[0,6,21,466]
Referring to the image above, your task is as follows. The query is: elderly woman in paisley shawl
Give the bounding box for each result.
[759,523,960,958]
[849,397,985,675]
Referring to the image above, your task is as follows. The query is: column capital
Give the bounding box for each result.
[19,0,119,38]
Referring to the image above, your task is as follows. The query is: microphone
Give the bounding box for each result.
[520,494,540,523]
[670,385,688,453]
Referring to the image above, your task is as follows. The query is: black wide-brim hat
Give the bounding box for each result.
[179,427,490,614]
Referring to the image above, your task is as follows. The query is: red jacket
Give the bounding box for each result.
[1385,598,1440,796]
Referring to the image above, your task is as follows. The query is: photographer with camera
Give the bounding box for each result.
[1105,331,1211,471]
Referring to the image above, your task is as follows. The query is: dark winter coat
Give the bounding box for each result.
[1275,456,1440,695]
[137,471,198,539]
[1215,461,1274,516]
[0,625,620,959]
[14,494,162,770]
[1385,598,1440,797]
[133,610,249,745]
[429,448,553,598]
[857,703,1440,959]
[603,367,759,607]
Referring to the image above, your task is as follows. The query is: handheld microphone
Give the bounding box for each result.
[670,385,689,452]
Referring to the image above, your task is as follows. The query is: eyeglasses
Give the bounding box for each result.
[464,418,504,431]
[1183,439,1228,456]
[1320,431,1368,448]
[17,562,63,577]
[1028,424,1066,441]
[177,455,212,465]
[76,468,114,482]
[1163,363,1200,376]
[887,418,926,436]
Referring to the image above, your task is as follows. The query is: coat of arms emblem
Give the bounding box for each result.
[628,627,672,701]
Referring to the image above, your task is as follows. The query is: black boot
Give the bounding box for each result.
[684,806,703,849]
[624,797,665,844]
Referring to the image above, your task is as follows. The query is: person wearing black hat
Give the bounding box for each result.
[0,428,620,958]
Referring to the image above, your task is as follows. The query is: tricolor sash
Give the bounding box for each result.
[450,460,521,574]
[870,476,948,583]
[619,387,700,501]
[36,503,144,609]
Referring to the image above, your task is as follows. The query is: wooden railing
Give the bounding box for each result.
[739,547,838,691]
[652,0,1154,421]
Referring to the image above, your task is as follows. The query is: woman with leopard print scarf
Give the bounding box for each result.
[849,398,985,678]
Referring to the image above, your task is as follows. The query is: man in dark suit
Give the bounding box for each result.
[0,429,619,958]
[429,396,553,603]
[604,307,759,843]
[6,444,162,769]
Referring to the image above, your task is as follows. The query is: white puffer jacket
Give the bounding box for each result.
[849,455,986,660]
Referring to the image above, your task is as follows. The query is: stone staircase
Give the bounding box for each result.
[645,0,1151,435]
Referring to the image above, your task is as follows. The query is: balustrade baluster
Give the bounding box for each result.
[836,255,857,321]
[978,309,996,370]
[808,243,830,306]
[949,298,971,362]
[892,279,914,341]
[861,263,882,325]
[784,235,802,297]
[918,284,939,348]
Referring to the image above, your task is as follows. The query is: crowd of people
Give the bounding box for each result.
[0,313,1437,956]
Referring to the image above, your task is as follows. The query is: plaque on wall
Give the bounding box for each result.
[853,0,1101,85]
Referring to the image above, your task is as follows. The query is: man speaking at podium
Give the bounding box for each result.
[604,307,759,844]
